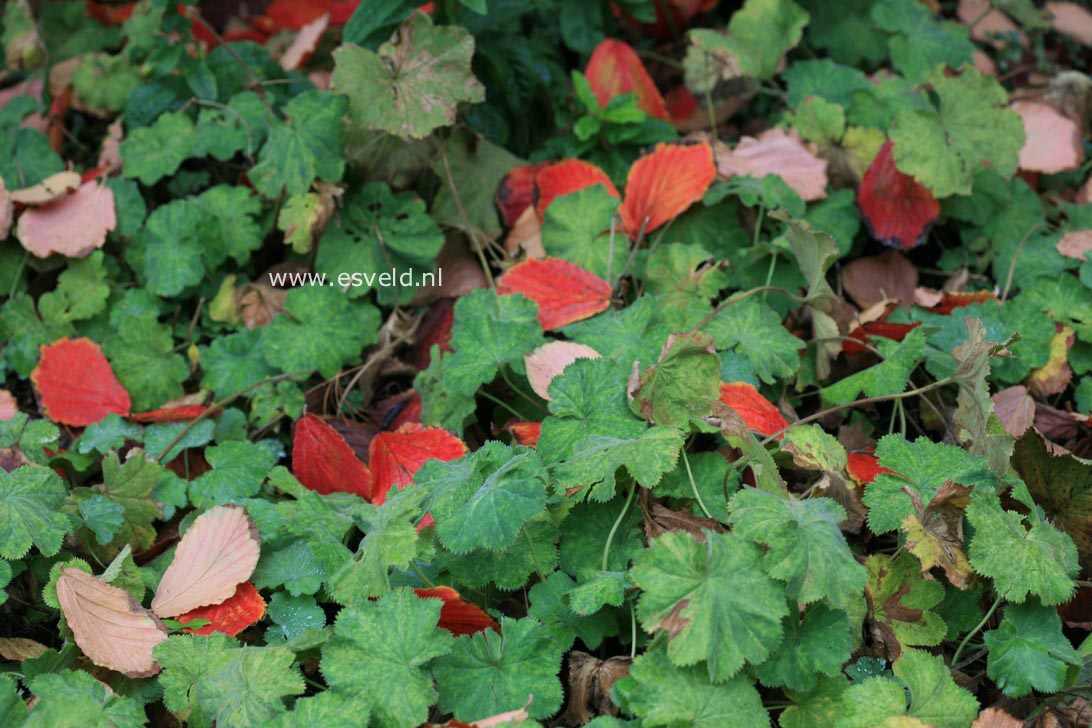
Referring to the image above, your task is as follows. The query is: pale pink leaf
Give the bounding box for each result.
[280,13,329,71]
[1057,230,1092,261]
[151,505,261,618]
[9,171,81,205]
[716,128,828,201]
[524,342,600,400]
[0,389,16,421]
[15,180,116,259]
[958,0,1026,47]
[1011,101,1084,174]
[56,568,168,678]
[0,177,10,241]
[1047,2,1092,45]
[992,385,1035,438]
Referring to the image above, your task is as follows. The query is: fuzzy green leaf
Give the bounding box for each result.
[261,286,380,378]
[0,465,71,559]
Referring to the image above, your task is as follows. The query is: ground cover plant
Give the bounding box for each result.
[3,0,1092,725]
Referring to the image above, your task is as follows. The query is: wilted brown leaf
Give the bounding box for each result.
[900,481,974,588]
[236,282,287,329]
[841,249,918,310]
[562,652,632,725]
[992,386,1035,438]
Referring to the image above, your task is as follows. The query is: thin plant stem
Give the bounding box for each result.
[603,482,637,572]
[479,390,524,420]
[952,594,1003,667]
[682,449,714,519]
[629,600,638,659]
[438,142,495,288]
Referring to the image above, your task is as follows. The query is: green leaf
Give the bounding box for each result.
[70,449,162,553]
[0,465,71,559]
[629,332,721,429]
[120,111,199,185]
[201,328,278,399]
[333,13,484,140]
[189,440,278,508]
[0,674,28,725]
[250,91,348,198]
[781,674,849,728]
[553,426,684,501]
[314,181,444,305]
[730,489,866,611]
[26,670,145,728]
[443,289,544,396]
[642,244,729,308]
[528,571,618,649]
[871,0,974,83]
[864,434,998,534]
[438,515,559,590]
[788,96,846,146]
[784,59,871,108]
[540,185,624,280]
[889,66,1025,198]
[756,605,855,691]
[559,499,644,581]
[77,494,124,545]
[967,493,1079,605]
[417,442,548,553]
[836,649,979,728]
[103,312,189,412]
[1013,431,1092,564]
[431,128,521,241]
[321,589,453,728]
[820,327,926,405]
[704,298,803,384]
[266,592,326,642]
[131,199,204,297]
[631,529,788,681]
[37,251,110,326]
[261,286,380,378]
[985,599,1081,698]
[614,647,769,727]
[195,185,264,267]
[414,348,478,433]
[865,553,946,651]
[564,294,672,370]
[433,616,564,720]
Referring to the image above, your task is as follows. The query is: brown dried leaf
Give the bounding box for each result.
[0,637,47,661]
[1026,325,1073,398]
[841,249,918,310]
[279,13,329,71]
[1057,230,1092,262]
[972,707,1024,728]
[958,0,1026,48]
[562,652,632,725]
[640,490,725,543]
[503,205,545,260]
[1011,101,1084,174]
[992,386,1035,438]
[9,171,81,205]
[1048,2,1092,45]
[0,389,16,421]
[151,505,261,618]
[97,119,124,173]
[900,481,973,588]
[56,568,168,677]
[236,282,287,329]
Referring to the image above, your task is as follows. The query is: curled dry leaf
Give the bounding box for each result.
[0,637,47,661]
[503,205,545,260]
[279,12,329,71]
[584,39,668,120]
[1056,230,1092,261]
[0,389,16,421]
[151,505,261,618]
[992,386,1036,438]
[56,568,168,678]
[236,281,287,329]
[1047,2,1092,45]
[718,382,788,437]
[32,337,131,426]
[716,128,828,202]
[414,586,498,636]
[1026,325,1074,398]
[619,141,716,237]
[534,159,619,219]
[497,257,613,330]
[524,342,601,400]
[15,180,116,259]
[562,652,631,725]
[1011,101,1084,174]
[496,162,547,228]
[369,423,467,505]
[178,581,266,637]
[972,707,1024,728]
[9,170,81,205]
[98,119,124,172]
[842,248,919,310]
[130,404,210,424]
[292,413,373,498]
[856,141,940,251]
[958,0,1026,48]
[410,234,489,306]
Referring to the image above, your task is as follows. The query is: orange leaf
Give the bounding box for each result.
[857,141,940,250]
[130,405,209,423]
[56,568,167,678]
[292,413,373,498]
[15,180,116,259]
[502,421,541,448]
[497,257,612,330]
[930,290,998,315]
[718,382,787,437]
[415,586,498,636]
[151,505,261,618]
[524,341,601,400]
[842,321,922,355]
[584,39,668,120]
[619,141,716,237]
[178,582,266,637]
[533,159,619,220]
[369,423,467,505]
[32,338,131,426]
[496,162,548,228]
[846,452,893,486]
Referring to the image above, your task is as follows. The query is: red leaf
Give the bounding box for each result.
[264,0,359,29]
[378,390,422,431]
[533,159,619,220]
[584,39,668,120]
[369,423,467,505]
[619,141,716,238]
[292,413,373,498]
[497,257,612,330]
[718,382,787,438]
[930,290,998,315]
[846,452,893,486]
[502,421,541,448]
[665,86,699,123]
[842,321,922,355]
[414,586,498,636]
[178,582,266,637]
[496,162,547,228]
[32,338,131,427]
[857,141,940,250]
[130,405,209,423]
[85,1,136,25]
[410,299,455,370]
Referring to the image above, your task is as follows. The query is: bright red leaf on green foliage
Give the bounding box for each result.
[292,413,374,499]
[843,320,922,355]
[495,162,547,227]
[263,0,360,29]
[718,382,788,437]
[503,421,541,448]
[584,39,669,120]
[533,159,619,220]
[369,423,467,505]
[496,257,612,330]
[178,582,266,637]
[846,452,893,486]
[857,141,940,250]
[32,337,131,427]
[130,405,209,423]
[619,141,716,238]
[415,586,498,636]
[615,0,720,40]
[930,290,998,315]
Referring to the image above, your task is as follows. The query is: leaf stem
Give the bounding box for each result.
[479,390,524,420]
[692,286,808,333]
[603,481,637,572]
[437,141,496,289]
[409,560,436,589]
[682,449,714,520]
[951,593,1003,667]
[629,599,638,659]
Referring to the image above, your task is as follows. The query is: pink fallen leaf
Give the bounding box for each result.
[151,505,261,618]
[15,180,116,259]
[56,568,168,678]
[279,13,329,71]
[1057,230,1092,261]
[992,386,1035,438]
[716,128,828,202]
[0,177,12,240]
[1047,2,1092,45]
[9,170,81,205]
[0,389,16,420]
[1011,101,1083,174]
[958,0,1026,48]
[524,341,601,400]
